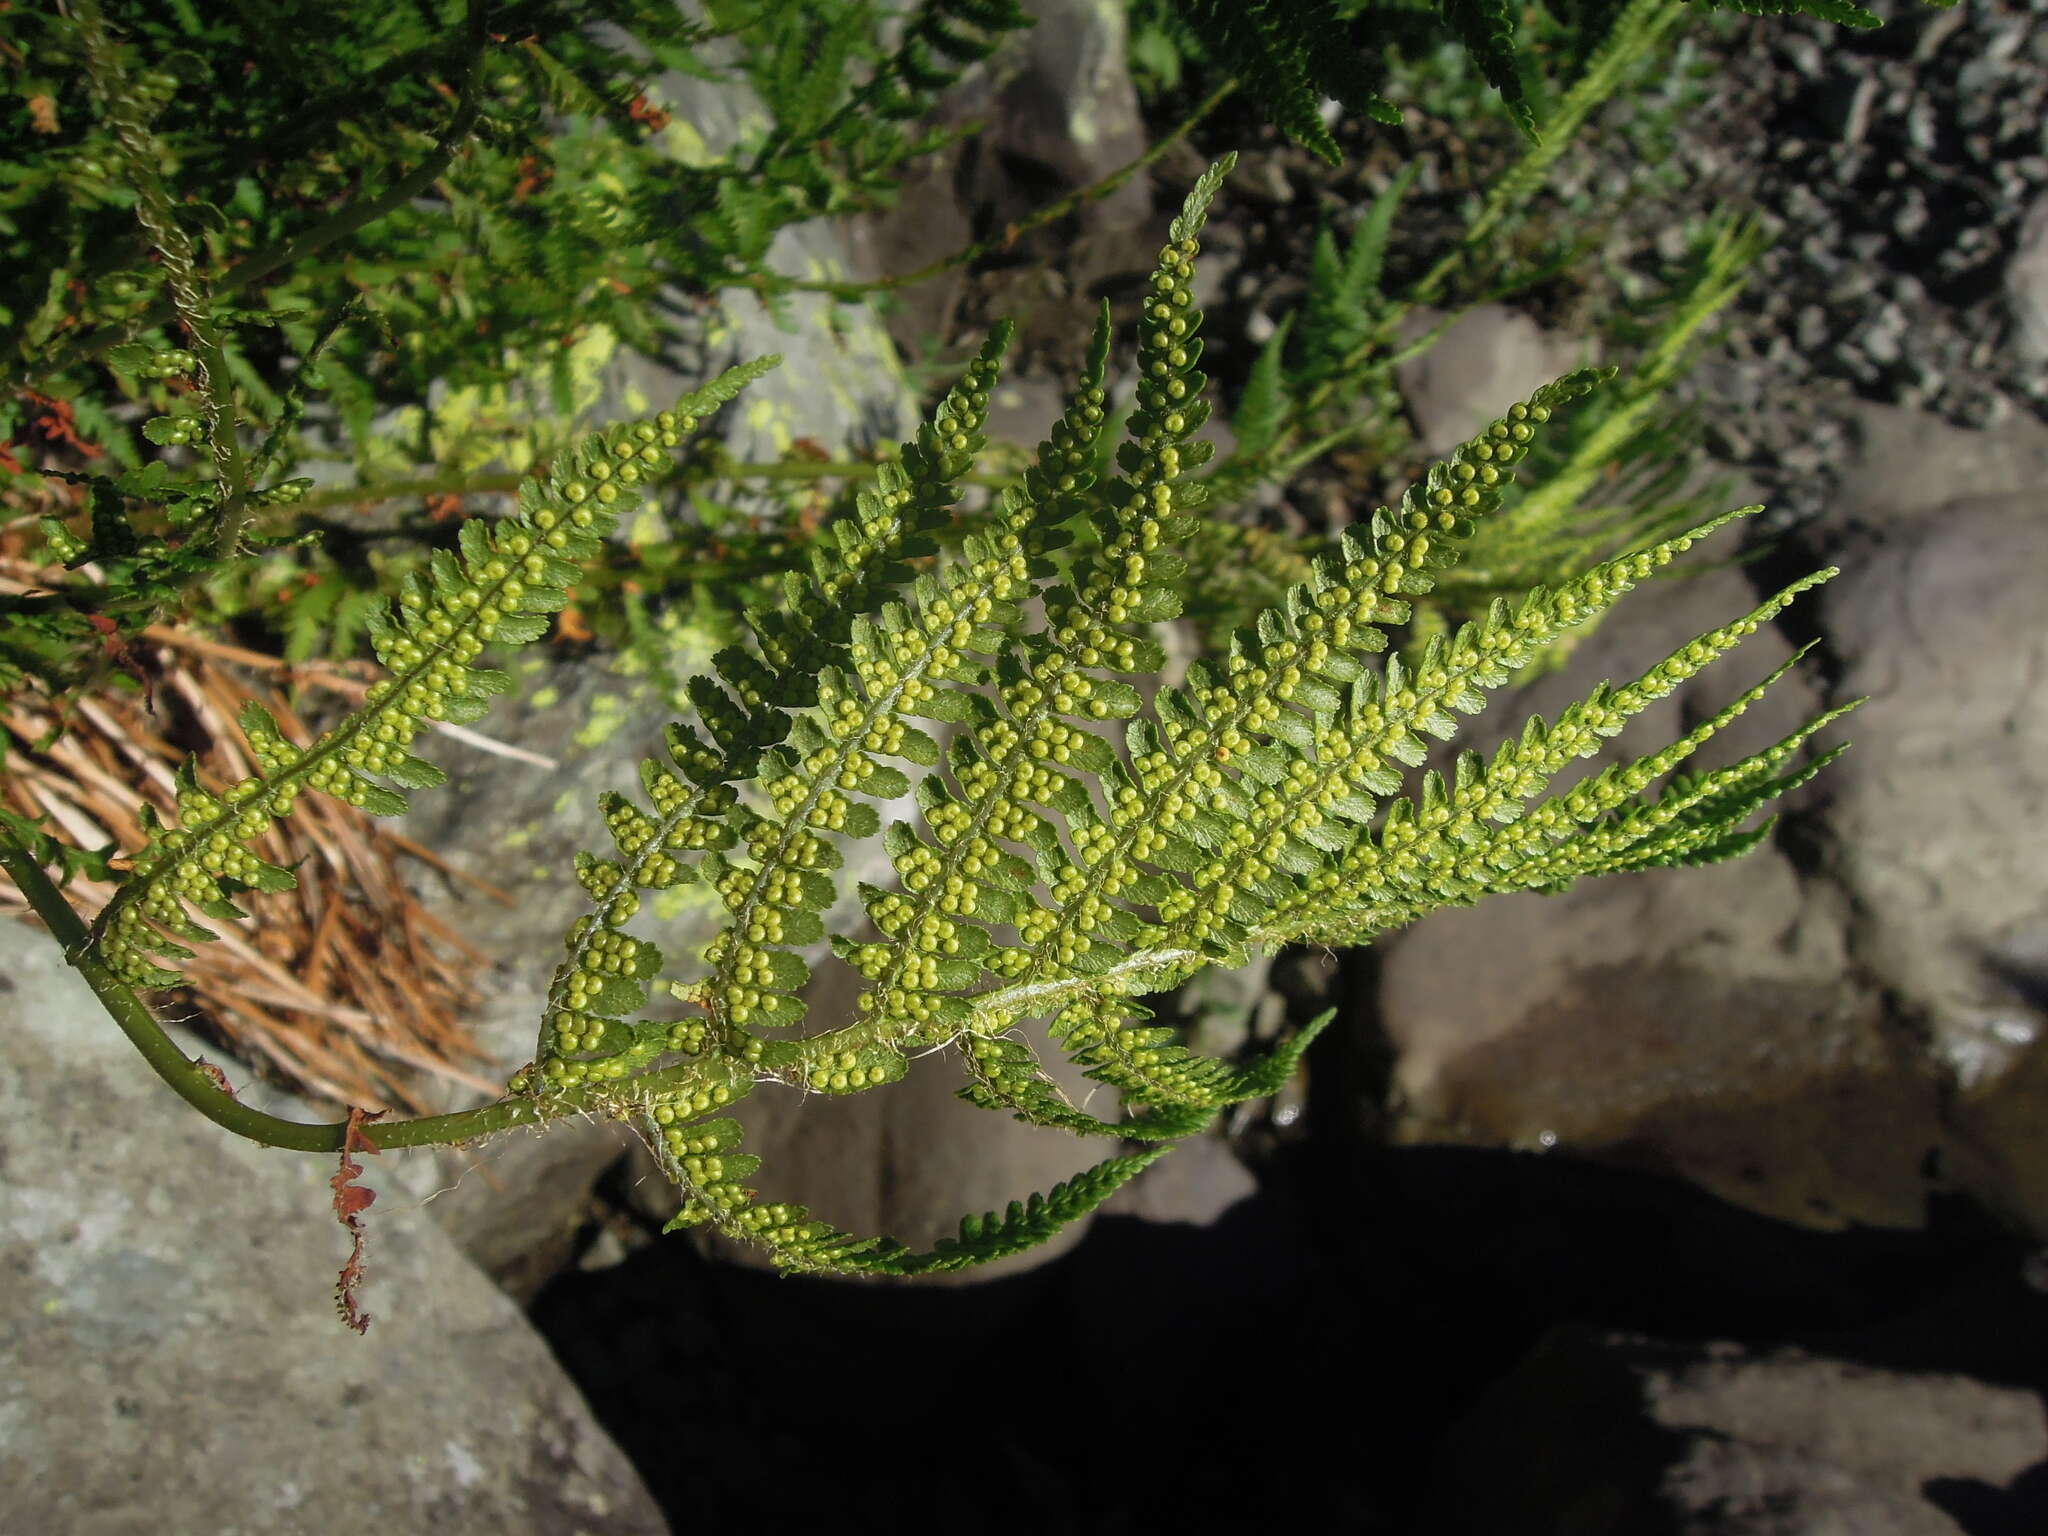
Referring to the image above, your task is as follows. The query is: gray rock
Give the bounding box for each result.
[1811,491,2048,1227]
[1100,1131,1257,1228]
[988,0,1149,209]
[2006,188,2048,368]
[0,920,666,1536]
[425,1118,637,1305]
[1394,305,1599,458]
[1418,1329,2047,1536]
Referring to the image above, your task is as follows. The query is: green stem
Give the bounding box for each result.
[0,826,712,1153]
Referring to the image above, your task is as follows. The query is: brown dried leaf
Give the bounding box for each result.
[331,1106,385,1336]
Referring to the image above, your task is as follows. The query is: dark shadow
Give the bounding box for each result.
[1927,1460,2048,1536]
[532,1128,2044,1535]
[533,1189,1390,1534]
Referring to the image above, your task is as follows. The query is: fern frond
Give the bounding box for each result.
[1456,0,1690,259]
[1232,314,1294,465]
[497,159,1850,1271]
[88,358,780,991]
[1172,0,1401,165]
[805,163,1240,1120]
[1515,699,1860,888]
[1273,581,1851,946]
[1291,162,1417,393]
[651,1107,904,1274]
[1441,0,1540,143]
[848,1147,1167,1275]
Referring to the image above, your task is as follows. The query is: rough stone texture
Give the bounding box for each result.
[2006,188,2048,368]
[850,0,1159,372]
[1394,303,1601,456]
[0,921,665,1536]
[1575,0,2046,533]
[982,0,1149,207]
[1417,1329,2048,1535]
[1814,490,2048,1080]
[425,1118,638,1305]
[1829,401,2048,539]
[1811,489,2048,1232]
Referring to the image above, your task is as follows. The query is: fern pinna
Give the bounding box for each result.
[70,160,1854,1278]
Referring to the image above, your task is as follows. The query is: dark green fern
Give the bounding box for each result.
[1170,0,1955,159]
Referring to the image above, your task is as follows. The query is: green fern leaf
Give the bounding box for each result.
[1172,0,1401,165]
[1232,314,1295,465]
[470,160,1854,1275]
[845,1147,1169,1276]
[1440,0,1540,143]
[87,359,779,992]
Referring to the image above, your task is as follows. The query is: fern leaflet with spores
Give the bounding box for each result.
[85,357,779,990]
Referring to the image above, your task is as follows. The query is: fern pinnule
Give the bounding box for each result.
[1231,312,1296,467]
[652,1116,1166,1277]
[1698,0,1883,28]
[1295,163,1415,390]
[1275,582,1854,947]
